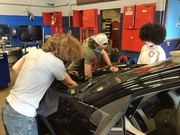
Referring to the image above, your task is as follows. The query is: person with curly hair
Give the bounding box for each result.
[137,22,166,64]
[67,33,119,80]
[1,33,83,135]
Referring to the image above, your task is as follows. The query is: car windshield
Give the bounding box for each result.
[74,56,180,99]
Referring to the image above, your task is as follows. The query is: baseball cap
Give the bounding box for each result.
[91,33,108,48]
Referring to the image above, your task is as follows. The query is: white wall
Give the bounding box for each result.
[0,0,166,16]
[0,0,53,16]
[52,0,166,16]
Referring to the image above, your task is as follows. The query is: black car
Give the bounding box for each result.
[37,51,180,135]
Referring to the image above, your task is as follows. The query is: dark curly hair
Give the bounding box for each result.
[139,22,166,45]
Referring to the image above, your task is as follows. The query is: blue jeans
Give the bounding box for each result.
[1,100,38,135]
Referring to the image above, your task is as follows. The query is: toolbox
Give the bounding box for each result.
[0,53,10,87]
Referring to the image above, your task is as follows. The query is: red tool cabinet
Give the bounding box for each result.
[42,12,53,26]
[123,6,136,29]
[73,9,98,43]
[73,9,98,28]
[0,53,10,87]
[42,11,63,35]
[73,10,83,27]
[135,4,155,29]
[52,12,62,27]
[121,29,145,52]
[121,4,155,52]
[42,12,62,26]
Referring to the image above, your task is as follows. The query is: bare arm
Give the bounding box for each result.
[61,75,78,88]
[84,63,93,80]
[12,57,24,75]
[101,50,119,72]
[101,49,112,66]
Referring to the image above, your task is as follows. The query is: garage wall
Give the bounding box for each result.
[0,0,166,22]
[52,0,180,59]
[51,0,171,59]
[0,0,53,47]
[0,0,178,59]
[0,0,52,15]
[52,0,166,15]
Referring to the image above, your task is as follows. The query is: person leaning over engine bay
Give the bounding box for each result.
[1,33,83,135]
[67,33,119,80]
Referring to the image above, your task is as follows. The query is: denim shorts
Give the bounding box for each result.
[1,100,38,135]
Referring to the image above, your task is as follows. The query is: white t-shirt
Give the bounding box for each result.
[7,49,68,117]
[137,45,166,64]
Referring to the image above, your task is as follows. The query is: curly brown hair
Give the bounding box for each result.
[139,22,166,45]
[42,33,83,62]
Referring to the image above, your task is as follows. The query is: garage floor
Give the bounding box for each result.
[0,69,17,135]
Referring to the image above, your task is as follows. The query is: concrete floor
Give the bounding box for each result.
[0,69,17,135]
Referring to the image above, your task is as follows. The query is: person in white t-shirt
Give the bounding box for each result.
[137,22,166,64]
[1,33,83,135]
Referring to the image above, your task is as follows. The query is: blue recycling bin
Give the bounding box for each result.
[0,53,10,87]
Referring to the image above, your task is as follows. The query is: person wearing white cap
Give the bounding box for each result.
[68,33,118,80]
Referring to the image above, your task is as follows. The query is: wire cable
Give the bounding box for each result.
[117,55,129,64]
[127,57,138,65]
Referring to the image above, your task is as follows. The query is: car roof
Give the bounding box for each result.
[73,55,180,105]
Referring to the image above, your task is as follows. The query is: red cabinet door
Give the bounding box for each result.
[50,26,56,36]
[87,27,98,37]
[135,4,155,29]
[42,12,52,26]
[133,29,145,52]
[73,10,83,27]
[42,12,62,26]
[83,9,98,27]
[53,12,62,26]
[51,26,63,36]
[80,27,88,43]
[121,29,145,52]
[79,27,98,44]
[56,27,63,35]
[123,6,135,29]
[121,29,134,51]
